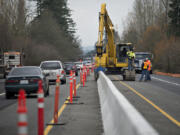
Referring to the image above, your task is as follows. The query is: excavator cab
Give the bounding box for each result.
[116,43,131,63]
[116,43,136,81]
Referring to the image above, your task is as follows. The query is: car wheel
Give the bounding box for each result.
[6,92,12,99]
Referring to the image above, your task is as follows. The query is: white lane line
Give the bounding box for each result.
[0,93,5,96]
[152,77,180,86]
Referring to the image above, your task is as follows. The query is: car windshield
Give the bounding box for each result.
[84,61,91,64]
[74,62,82,65]
[65,63,74,68]
[135,54,151,60]
[10,67,41,76]
[41,62,61,70]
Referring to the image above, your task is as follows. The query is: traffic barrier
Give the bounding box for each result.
[80,67,82,84]
[37,80,44,135]
[85,68,87,82]
[97,71,159,135]
[17,89,28,135]
[91,65,93,73]
[54,75,60,124]
[81,68,83,83]
[83,65,86,82]
[87,66,89,76]
[69,70,73,103]
[88,66,90,76]
[73,71,77,97]
[83,69,85,87]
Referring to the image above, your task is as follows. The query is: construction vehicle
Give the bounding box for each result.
[0,51,24,78]
[94,3,135,81]
[134,52,153,73]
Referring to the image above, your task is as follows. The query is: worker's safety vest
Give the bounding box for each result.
[127,51,135,59]
[147,60,151,71]
[143,61,148,69]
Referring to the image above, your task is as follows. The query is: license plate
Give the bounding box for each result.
[20,80,29,84]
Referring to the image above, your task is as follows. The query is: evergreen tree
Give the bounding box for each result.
[168,0,180,36]
[29,0,76,37]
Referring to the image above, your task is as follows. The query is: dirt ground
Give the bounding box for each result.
[154,71,180,78]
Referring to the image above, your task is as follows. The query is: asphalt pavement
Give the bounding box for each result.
[48,74,103,135]
[1,71,179,135]
[108,74,180,135]
[0,72,103,135]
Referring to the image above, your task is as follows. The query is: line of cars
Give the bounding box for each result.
[5,60,90,99]
[4,60,93,99]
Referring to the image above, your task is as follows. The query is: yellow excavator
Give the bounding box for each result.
[94,3,135,81]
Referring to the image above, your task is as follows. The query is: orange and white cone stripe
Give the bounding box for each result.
[54,75,60,124]
[18,113,28,135]
[38,93,44,108]
[73,71,76,97]
[37,80,44,135]
[17,89,27,135]
[69,71,73,103]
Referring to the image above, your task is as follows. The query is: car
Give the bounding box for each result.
[40,60,66,84]
[5,66,49,99]
[84,60,92,69]
[74,62,83,70]
[64,62,78,76]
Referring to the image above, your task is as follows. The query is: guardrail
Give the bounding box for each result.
[97,71,159,135]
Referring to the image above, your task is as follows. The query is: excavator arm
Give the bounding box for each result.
[94,3,136,81]
[96,4,105,56]
[96,3,115,60]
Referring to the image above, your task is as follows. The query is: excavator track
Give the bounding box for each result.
[123,70,136,81]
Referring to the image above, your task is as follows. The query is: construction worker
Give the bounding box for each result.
[146,58,152,81]
[127,48,135,71]
[122,48,127,57]
[139,58,149,82]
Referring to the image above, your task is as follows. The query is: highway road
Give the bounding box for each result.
[0,76,79,135]
[0,73,102,135]
[108,74,180,135]
[0,73,180,135]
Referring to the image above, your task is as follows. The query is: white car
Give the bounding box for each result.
[84,61,92,68]
[74,62,83,70]
[40,61,66,84]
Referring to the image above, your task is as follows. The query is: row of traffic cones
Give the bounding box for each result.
[17,80,45,135]
[68,70,78,104]
[17,77,61,135]
[17,66,94,135]
[79,65,92,86]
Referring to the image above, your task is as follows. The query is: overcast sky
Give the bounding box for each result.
[68,0,135,48]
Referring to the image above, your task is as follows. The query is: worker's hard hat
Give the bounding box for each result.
[145,58,148,60]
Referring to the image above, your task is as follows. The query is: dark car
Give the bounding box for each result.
[64,62,78,76]
[5,66,49,99]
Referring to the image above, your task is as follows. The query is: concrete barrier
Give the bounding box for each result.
[97,71,159,135]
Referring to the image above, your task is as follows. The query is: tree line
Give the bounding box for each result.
[0,0,82,65]
[121,0,180,73]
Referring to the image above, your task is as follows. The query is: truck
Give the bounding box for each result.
[134,52,153,73]
[0,51,24,78]
[94,3,135,81]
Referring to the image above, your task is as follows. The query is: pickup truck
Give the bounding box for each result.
[134,52,153,73]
